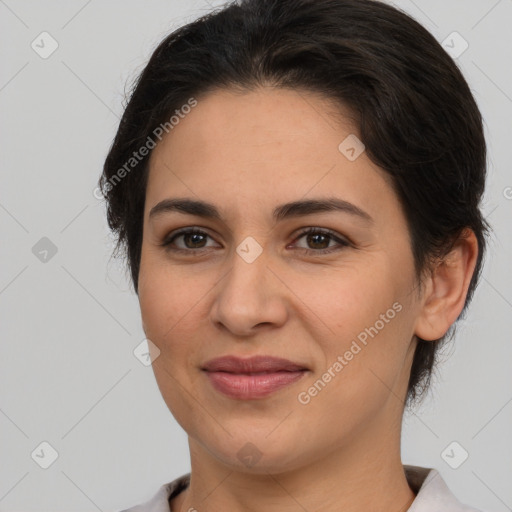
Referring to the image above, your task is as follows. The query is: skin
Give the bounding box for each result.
[137,86,478,512]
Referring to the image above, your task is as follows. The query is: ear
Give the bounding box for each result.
[414,229,479,341]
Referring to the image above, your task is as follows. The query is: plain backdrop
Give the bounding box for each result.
[1,1,511,511]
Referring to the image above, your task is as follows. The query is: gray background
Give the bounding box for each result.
[1,0,511,511]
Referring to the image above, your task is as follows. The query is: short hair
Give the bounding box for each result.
[99,0,489,405]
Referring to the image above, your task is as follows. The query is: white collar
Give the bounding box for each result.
[403,465,483,512]
[120,465,483,512]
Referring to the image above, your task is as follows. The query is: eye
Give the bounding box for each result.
[160,227,351,256]
[161,228,219,253]
[290,227,350,254]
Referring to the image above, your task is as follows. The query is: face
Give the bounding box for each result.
[138,87,423,473]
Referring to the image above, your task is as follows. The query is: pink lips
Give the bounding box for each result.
[202,355,308,400]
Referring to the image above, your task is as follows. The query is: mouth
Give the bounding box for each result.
[201,355,309,400]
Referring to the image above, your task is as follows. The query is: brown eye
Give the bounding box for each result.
[161,228,219,252]
[181,232,208,248]
[292,228,350,254]
[305,232,331,249]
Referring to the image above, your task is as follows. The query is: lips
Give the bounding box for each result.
[202,355,308,399]
[202,355,307,373]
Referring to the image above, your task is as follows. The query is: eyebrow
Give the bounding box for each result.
[148,197,373,224]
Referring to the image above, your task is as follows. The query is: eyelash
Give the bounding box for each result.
[160,227,350,256]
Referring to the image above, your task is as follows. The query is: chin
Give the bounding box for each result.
[192,427,315,475]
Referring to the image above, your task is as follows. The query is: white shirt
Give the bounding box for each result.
[119,465,485,512]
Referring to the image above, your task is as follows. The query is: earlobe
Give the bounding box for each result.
[414,229,479,341]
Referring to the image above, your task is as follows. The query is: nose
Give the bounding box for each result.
[209,245,288,337]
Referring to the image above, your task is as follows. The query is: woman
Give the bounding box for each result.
[99,0,489,510]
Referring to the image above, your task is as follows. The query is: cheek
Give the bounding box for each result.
[138,248,222,377]
[289,258,404,340]
[138,260,207,432]
[138,249,210,342]
[293,307,412,445]
[295,260,414,396]
[139,284,200,367]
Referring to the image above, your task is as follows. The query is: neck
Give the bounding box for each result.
[172,418,416,512]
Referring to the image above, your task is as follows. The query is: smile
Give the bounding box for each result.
[202,355,309,399]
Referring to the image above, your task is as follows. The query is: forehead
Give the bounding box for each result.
[148,86,357,168]
[145,86,399,226]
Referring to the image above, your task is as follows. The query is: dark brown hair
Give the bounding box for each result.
[99,0,489,405]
